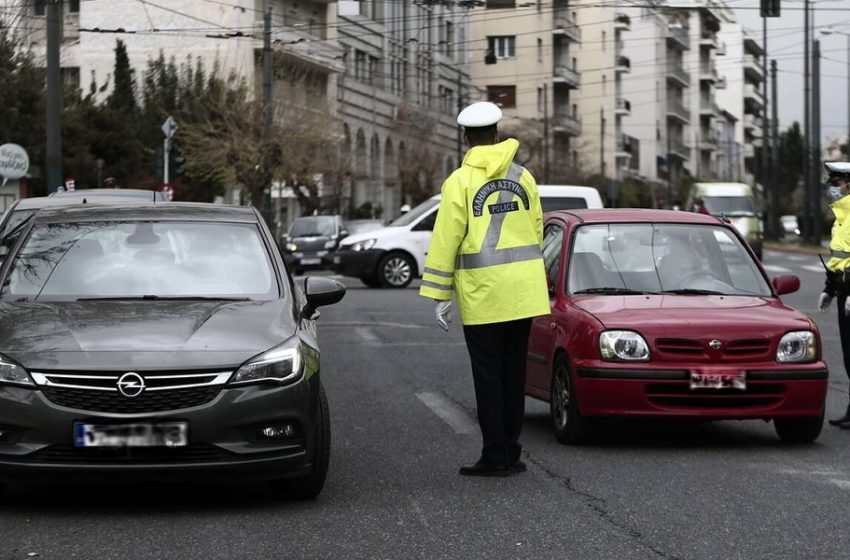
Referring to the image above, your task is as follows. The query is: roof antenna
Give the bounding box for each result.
[82,198,88,204]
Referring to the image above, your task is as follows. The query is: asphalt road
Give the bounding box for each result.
[3,248,850,560]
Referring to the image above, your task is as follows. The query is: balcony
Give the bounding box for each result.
[716,41,726,56]
[699,63,719,83]
[270,27,345,73]
[715,76,727,89]
[666,25,690,50]
[615,134,632,159]
[666,99,690,123]
[666,62,690,87]
[744,83,764,106]
[615,98,631,116]
[554,9,581,42]
[615,55,631,74]
[669,139,690,160]
[553,64,581,88]
[614,12,631,31]
[743,113,763,131]
[700,30,719,50]
[744,54,764,81]
[699,99,718,116]
[743,144,755,159]
[553,113,582,136]
[698,131,718,151]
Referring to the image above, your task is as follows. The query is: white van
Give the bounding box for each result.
[333,185,604,288]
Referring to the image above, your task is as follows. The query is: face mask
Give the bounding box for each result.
[828,186,844,201]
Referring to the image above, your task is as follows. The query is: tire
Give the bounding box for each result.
[550,353,593,445]
[270,383,331,500]
[360,275,381,288]
[378,252,414,288]
[774,412,823,444]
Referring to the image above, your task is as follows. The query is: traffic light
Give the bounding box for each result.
[169,145,185,177]
[760,0,780,17]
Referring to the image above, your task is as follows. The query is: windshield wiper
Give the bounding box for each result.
[659,289,725,295]
[574,287,655,295]
[76,295,252,301]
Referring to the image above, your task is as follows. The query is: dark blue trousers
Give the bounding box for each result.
[462,318,533,467]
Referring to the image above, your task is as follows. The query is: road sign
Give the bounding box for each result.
[161,116,178,139]
[0,143,29,186]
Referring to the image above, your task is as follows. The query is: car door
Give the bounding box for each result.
[526,221,565,392]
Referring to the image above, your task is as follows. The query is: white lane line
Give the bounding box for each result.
[323,321,427,329]
[762,264,791,273]
[416,392,477,435]
[355,327,378,342]
[772,466,850,491]
[787,255,807,262]
[801,265,825,273]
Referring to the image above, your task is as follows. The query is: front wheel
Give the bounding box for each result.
[774,413,823,444]
[550,354,593,445]
[270,384,331,500]
[378,252,414,288]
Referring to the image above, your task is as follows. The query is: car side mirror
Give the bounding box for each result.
[339,229,349,239]
[301,276,346,320]
[772,275,800,296]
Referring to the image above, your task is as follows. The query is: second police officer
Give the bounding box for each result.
[818,161,850,427]
[418,101,550,477]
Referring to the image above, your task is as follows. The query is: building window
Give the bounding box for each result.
[537,87,543,112]
[602,74,606,96]
[439,86,455,114]
[487,36,516,59]
[354,50,367,82]
[61,67,80,91]
[487,85,516,108]
[445,21,454,57]
[33,0,45,16]
[68,0,79,13]
[537,38,543,63]
[486,0,516,7]
[368,55,379,87]
[602,31,607,51]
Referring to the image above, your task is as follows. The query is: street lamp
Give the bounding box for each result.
[820,28,850,158]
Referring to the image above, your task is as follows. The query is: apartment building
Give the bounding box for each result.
[467,0,581,184]
[337,0,470,219]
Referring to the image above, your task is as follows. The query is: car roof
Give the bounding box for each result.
[13,195,156,211]
[32,201,258,224]
[547,208,726,225]
[49,188,166,200]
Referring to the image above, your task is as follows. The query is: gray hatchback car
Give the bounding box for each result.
[0,202,345,498]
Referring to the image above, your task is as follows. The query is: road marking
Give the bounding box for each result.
[416,392,477,435]
[787,255,807,262]
[772,466,850,491]
[323,321,426,329]
[355,327,378,342]
[762,264,791,273]
[801,265,825,273]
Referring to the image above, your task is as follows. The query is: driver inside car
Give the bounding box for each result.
[657,234,704,289]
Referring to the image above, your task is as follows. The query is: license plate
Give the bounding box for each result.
[301,257,321,265]
[74,422,188,448]
[690,372,746,390]
[333,256,341,264]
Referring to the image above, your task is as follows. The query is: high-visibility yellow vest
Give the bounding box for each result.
[418,138,550,325]
[828,195,850,272]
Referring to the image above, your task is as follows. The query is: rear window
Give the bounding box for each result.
[541,197,588,212]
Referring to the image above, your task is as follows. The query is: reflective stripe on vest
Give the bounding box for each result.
[831,248,850,258]
[420,279,453,291]
[456,163,543,270]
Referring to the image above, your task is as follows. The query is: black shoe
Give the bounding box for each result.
[509,460,527,473]
[828,406,850,427]
[458,461,511,477]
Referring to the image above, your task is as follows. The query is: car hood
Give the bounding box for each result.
[573,295,813,338]
[340,225,406,246]
[0,300,296,370]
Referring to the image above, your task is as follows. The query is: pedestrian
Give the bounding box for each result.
[819,161,850,428]
[694,198,710,215]
[418,101,550,477]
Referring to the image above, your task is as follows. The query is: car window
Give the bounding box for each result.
[1,221,278,301]
[289,217,336,237]
[1,210,36,238]
[541,197,587,212]
[411,209,438,232]
[568,223,771,296]
[390,198,440,227]
[542,224,564,292]
[702,196,756,217]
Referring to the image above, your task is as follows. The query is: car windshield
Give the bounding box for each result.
[346,220,384,235]
[289,217,335,237]
[702,196,756,217]
[1,221,278,302]
[568,223,771,296]
[389,198,440,227]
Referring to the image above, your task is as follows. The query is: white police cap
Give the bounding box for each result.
[825,161,850,176]
[457,101,502,128]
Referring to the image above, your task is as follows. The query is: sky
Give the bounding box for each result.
[733,0,850,146]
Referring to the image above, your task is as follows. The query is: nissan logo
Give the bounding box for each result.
[709,339,722,350]
[117,372,146,398]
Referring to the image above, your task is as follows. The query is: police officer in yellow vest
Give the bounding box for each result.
[419,101,550,476]
[819,161,850,427]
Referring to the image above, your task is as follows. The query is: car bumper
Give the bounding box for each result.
[284,251,334,271]
[333,249,385,278]
[573,363,828,419]
[0,375,320,482]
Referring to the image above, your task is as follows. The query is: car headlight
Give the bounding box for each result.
[0,355,33,387]
[324,240,336,249]
[285,243,298,252]
[347,238,377,252]
[230,339,303,385]
[776,331,817,363]
[599,330,650,361]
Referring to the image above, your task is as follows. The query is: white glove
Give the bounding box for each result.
[844,297,850,316]
[818,292,833,313]
[435,300,452,331]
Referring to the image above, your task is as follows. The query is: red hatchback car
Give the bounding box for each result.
[526,209,828,444]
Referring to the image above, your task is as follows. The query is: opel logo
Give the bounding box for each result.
[709,339,722,350]
[117,372,145,398]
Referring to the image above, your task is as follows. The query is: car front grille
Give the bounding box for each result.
[32,444,230,464]
[645,381,785,409]
[655,338,772,361]
[31,369,232,413]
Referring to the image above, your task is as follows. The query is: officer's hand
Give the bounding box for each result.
[435,300,452,331]
[844,297,850,316]
[818,292,833,312]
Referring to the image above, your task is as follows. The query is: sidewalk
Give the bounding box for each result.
[764,239,828,256]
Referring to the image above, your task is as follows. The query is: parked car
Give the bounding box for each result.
[334,185,603,288]
[345,219,385,236]
[781,215,801,238]
[0,201,345,498]
[527,208,827,444]
[282,214,348,275]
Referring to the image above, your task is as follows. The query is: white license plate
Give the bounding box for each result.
[74,422,188,447]
[301,257,321,265]
[690,372,746,390]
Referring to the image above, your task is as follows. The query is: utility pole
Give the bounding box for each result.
[600,108,605,202]
[46,0,62,192]
[456,67,463,167]
[543,83,550,184]
[262,6,274,228]
[771,60,779,240]
[762,15,772,238]
[803,0,812,244]
[812,39,822,243]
